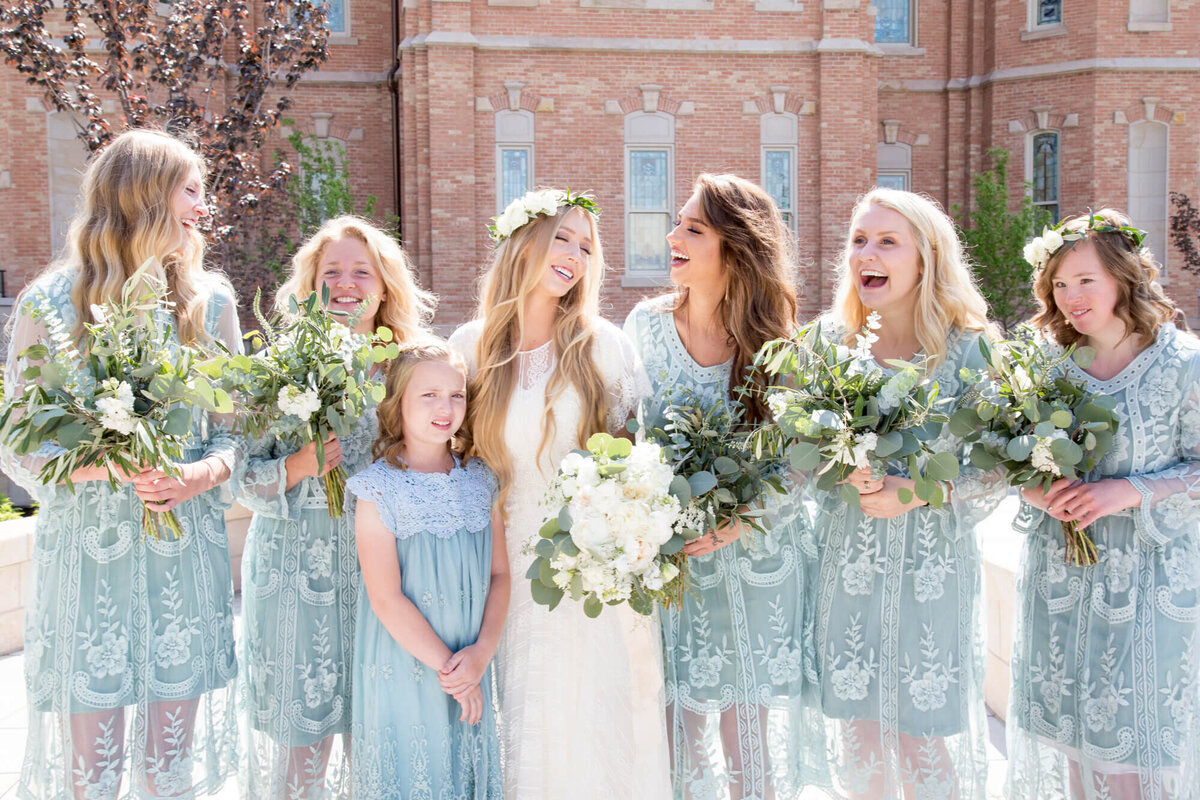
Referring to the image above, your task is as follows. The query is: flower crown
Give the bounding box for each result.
[1022,211,1148,271]
[489,189,600,242]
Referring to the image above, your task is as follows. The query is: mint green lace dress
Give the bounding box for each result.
[236,407,378,799]
[1,270,245,799]
[1008,324,1200,799]
[624,296,826,800]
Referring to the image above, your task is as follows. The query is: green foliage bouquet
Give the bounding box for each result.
[755,312,957,507]
[949,333,1119,566]
[0,261,232,539]
[202,287,398,517]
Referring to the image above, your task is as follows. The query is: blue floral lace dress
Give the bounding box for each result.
[1,270,245,799]
[236,406,378,798]
[345,457,503,800]
[624,296,826,800]
[1008,323,1200,799]
[810,325,1006,800]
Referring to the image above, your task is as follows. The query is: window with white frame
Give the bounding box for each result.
[624,111,674,279]
[1029,131,1060,223]
[872,0,913,44]
[1031,0,1062,27]
[1128,120,1169,274]
[761,112,798,232]
[495,109,535,212]
[877,142,912,191]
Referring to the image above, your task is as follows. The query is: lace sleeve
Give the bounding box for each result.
[1127,347,1200,548]
[942,331,1008,531]
[346,460,495,540]
[598,320,651,434]
[236,434,303,521]
[201,286,247,509]
[346,462,398,534]
[0,291,70,505]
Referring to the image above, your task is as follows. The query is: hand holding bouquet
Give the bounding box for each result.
[0,260,232,539]
[756,312,957,507]
[950,332,1119,566]
[203,287,398,517]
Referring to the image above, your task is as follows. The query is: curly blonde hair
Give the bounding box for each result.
[832,188,995,369]
[373,340,471,468]
[1031,208,1180,348]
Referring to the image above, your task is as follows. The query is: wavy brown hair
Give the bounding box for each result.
[1031,208,1180,348]
[669,173,798,423]
[24,128,228,345]
[462,202,607,514]
[373,340,471,469]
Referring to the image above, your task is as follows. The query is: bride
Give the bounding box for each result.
[449,189,671,799]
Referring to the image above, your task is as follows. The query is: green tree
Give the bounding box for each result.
[955,148,1051,331]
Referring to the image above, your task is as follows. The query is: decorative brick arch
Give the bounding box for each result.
[604,85,694,116]
[1112,97,1184,126]
[742,87,815,118]
[280,113,364,142]
[1006,106,1080,134]
[477,81,553,114]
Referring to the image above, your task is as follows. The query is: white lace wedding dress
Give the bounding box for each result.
[450,319,671,800]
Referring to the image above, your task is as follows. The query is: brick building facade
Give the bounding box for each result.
[2,0,1198,326]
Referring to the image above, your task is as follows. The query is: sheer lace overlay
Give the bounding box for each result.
[449,318,668,800]
[2,270,243,799]
[1008,324,1200,799]
[810,325,1006,800]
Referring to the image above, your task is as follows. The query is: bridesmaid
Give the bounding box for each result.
[623,173,824,799]
[1008,209,1200,799]
[449,189,670,799]
[812,188,1005,799]
[237,216,434,798]
[1,129,243,798]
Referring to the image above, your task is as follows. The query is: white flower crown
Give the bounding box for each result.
[1022,212,1148,271]
[489,189,600,241]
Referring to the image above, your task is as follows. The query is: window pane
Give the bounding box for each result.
[325,0,346,33]
[501,148,530,208]
[764,150,792,213]
[1033,133,1058,205]
[873,0,911,44]
[628,213,670,273]
[629,150,669,211]
[1037,0,1062,25]
[876,173,908,191]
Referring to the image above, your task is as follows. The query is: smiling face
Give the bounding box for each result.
[666,191,724,293]
[399,359,468,454]
[317,235,385,333]
[1050,240,1123,340]
[169,165,208,249]
[848,204,923,315]
[534,207,593,302]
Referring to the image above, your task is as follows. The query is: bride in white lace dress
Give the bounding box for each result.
[449,190,670,799]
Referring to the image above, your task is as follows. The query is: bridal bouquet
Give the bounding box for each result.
[0,260,232,539]
[756,313,957,507]
[949,332,1119,566]
[529,432,699,617]
[202,287,397,517]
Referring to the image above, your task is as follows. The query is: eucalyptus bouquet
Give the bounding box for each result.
[949,332,1119,566]
[530,433,698,617]
[0,261,232,539]
[202,287,397,517]
[755,312,957,507]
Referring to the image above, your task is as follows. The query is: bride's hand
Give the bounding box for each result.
[683,518,746,556]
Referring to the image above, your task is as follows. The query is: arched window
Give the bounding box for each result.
[495,109,535,211]
[624,111,675,280]
[877,142,912,191]
[1128,120,1169,273]
[45,113,90,254]
[1028,131,1060,223]
[872,0,914,44]
[761,112,798,233]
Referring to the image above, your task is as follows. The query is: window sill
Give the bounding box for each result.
[620,273,673,289]
[1127,20,1172,31]
[1020,23,1068,41]
[755,1,803,11]
[328,34,359,46]
[580,0,713,8]
[877,43,925,56]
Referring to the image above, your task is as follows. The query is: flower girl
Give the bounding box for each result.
[346,341,509,799]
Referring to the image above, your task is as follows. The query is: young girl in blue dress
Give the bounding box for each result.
[1,129,244,798]
[346,341,509,799]
[237,216,434,799]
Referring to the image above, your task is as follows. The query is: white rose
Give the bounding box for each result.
[1042,228,1064,252]
[559,451,588,476]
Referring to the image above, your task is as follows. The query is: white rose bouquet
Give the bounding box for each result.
[201,287,398,517]
[755,312,957,507]
[0,260,233,539]
[949,331,1120,565]
[529,433,699,617]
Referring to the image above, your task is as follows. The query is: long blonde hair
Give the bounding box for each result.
[832,188,995,368]
[276,215,435,342]
[28,128,225,344]
[463,203,607,513]
[670,173,798,424]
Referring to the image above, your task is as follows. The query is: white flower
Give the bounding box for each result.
[1164,544,1200,594]
[305,538,334,581]
[831,661,871,701]
[492,189,566,239]
[851,312,882,361]
[1042,228,1064,253]
[688,652,723,688]
[154,621,193,669]
[1011,365,1034,397]
[278,384,321,421]
[1102,547,1134,594]
[909,671,949,711]
[1083,687,1119,732]
[1143,367,1181,417]
[1030,437,1062,477]
[842,554,878,596]
[1039,673,1066,714]
[767,644,803,686]
[151,755,194,796]
[912,561,947,603]
[1158,492,1192,529]
[878,368,919,413]
[86,631,128,679]
[96,380,138,435]
[83,767,120,800]
[304,665,338,708]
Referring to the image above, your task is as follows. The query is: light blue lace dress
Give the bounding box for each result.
[810,325,1006,800]
[1,269,245,799]
[236,407,378,798]
[1008,323,1200,799]
[345,457,503,800]
[624,296,826,800]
